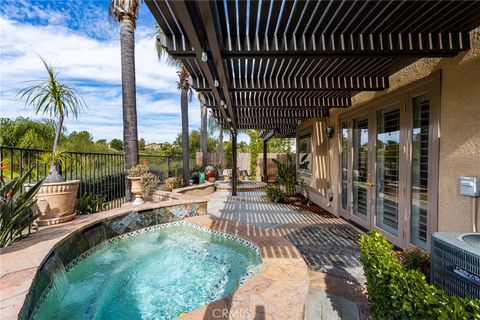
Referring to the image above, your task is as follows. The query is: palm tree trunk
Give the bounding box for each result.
[120,17,139,200]
[219,131,224,167]
[200,100,208,167]
[181,88,190,185]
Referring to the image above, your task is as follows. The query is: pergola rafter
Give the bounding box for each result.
[147,0,480,137]
[147,0,480,194]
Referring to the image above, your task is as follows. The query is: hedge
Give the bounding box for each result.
[359,231,480,320]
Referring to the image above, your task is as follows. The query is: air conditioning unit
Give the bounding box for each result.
[431,232,480,299]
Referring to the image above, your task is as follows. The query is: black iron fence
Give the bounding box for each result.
[0,146,187,209]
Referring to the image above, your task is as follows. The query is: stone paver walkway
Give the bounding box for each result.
[207,191,370,320]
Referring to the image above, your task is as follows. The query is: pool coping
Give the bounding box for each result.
[181,215,309,320]
[215,181,267,192]
[0,196,309,320]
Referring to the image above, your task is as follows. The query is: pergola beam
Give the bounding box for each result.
[165,0,235,131]
[235,108,329,119]
[195,76,389,92]
[163,32,471,58]
[207,96,351,108]
[196,1,238,131]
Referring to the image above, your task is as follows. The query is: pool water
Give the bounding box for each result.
[32,223,261,320]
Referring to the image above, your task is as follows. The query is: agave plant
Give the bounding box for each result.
[0,168,43,247]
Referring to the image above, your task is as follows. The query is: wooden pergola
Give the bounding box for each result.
[146,0,480,195]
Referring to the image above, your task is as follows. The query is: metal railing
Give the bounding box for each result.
[0,146,188,210]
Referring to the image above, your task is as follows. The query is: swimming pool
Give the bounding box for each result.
[31,221,261,320]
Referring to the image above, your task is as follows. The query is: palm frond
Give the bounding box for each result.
[155,24,182,68]
[17,57,87,120]
[109,0,140,27]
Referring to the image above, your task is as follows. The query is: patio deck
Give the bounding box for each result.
[207,191,370,320]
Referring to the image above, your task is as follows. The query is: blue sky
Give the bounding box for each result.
[0,0,245,144]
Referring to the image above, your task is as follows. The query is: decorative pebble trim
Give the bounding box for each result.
[31,220,261,319]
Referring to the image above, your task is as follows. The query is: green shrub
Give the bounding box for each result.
[265,184,283,203]
[0,167,43,247]
[165,176,183,190]
[360,231,480,320]
[76,193,107,215]
[398,247,431,282]
[273,154,296,195]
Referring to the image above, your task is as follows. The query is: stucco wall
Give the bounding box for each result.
[299,28,480,232]
[296,118,335,214]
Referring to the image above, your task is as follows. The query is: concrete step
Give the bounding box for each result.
[304,288,361,320]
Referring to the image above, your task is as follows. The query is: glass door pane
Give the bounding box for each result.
[341,121,349,211]
[352,116,369,220]
[376,104,401,236]
[411,94,430,250]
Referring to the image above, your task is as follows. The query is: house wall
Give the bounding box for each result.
[296,118,335,214]
[299,28,480,233]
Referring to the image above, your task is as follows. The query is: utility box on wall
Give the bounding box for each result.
[460,176,480,197]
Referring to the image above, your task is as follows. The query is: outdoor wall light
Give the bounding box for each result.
[201,50,208,62]
[326,126,335,138]
[214,79,220,87]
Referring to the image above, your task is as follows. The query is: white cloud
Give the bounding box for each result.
[0,14,201,144]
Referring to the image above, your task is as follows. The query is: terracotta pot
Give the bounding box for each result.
[33,180,80,226]
[127,176,144,205]
[208,177,216,182]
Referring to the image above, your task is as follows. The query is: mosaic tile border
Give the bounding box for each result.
[30,220,261,319]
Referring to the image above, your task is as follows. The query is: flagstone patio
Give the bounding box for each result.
[207,191,370,320]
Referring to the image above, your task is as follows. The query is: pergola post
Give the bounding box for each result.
[263,139,268,183]
[231,130,237,196]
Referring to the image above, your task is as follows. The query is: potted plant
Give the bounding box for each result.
[190,165,201,185]
[126,164,149,205]
[18,58,86,226]
[205,165,216,182]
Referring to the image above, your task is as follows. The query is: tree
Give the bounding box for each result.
[208,112,228,167]
[268,138,293,153]
[199,93,208,166]
[109,0,140,199]
[0,117,55,150]
[156,26,192,184]
[18,57,86,183]
[110,139,123,151]
[138,138,145,150]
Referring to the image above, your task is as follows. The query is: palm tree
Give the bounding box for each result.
[156,27,192,184]
[18,57,85,183]
[208,112,227,167]
[109,0,140,199]
[198,93,208,167]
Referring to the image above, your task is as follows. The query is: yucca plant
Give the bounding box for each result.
[0,168,43,247]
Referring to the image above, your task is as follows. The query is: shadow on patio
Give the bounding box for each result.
[207,190,370,319]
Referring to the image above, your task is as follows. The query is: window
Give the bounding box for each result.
[297,133,312,173]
